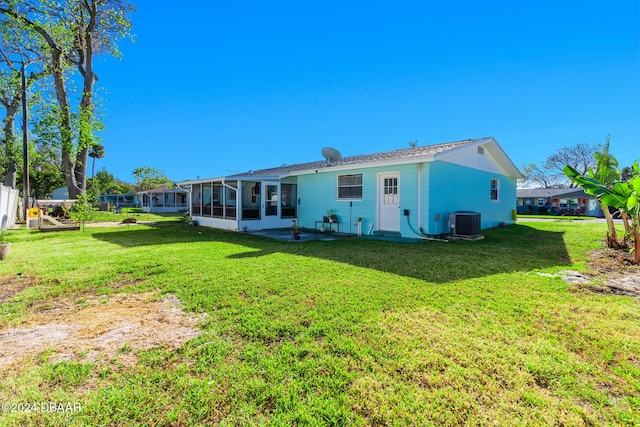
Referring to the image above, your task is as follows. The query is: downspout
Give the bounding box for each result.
[417,163,423,231]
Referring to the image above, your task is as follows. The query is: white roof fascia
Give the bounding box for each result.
[435,137,524,179]
[485,140,525,179]
[228,174,283,181]
[177,177,227,185]
[286,155,439,176]
[178,174,283,185]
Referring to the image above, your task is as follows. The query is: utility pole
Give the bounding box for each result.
[21,60,30,223]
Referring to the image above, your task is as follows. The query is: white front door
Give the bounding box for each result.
[378,173,400,232]
[261,182,281,229]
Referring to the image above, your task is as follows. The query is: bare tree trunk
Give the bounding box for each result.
[73,1,98,196]
[50,49,81,198]
[600,200,620,248]
[632,213,640,264]
[619,211,631,246]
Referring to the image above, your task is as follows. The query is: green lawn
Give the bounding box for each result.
[0,219,638,426]
[85,208,187,224]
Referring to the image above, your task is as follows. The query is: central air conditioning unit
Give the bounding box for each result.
[448,211,481,238]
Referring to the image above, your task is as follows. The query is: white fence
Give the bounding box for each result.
[0,184,19,231]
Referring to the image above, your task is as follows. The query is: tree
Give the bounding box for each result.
[88,143,104,182]
[1,0,135,197]
[111,179,133,194]
[132,166,172,191]
[28,140,65,199]
[545,143,598,180]
[522,143,599,188]
[0,13,47,188]
[589,137,621,247]
[69,192,95,232]
[521,163,565,188]
[565,161,640,264]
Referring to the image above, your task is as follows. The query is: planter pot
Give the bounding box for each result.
[0,242,11,261]
[289,229,301,241]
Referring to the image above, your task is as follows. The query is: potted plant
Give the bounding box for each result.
[0,230,11,261]
[326,209,337,223]
[183,213,197,227]
[289,220,301,241]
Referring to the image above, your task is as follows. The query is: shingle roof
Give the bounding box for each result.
[231,139,477,177]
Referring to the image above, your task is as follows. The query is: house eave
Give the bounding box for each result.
[178,174,284,185]
[434,136,525,179]
[286,156,439,176]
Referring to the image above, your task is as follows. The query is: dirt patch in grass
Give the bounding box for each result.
[0,274,40,304]
[0,291,202,371]
[586,249,640,297]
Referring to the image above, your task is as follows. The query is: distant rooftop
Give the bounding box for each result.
[135,187,188,194]
[516,188,588,198]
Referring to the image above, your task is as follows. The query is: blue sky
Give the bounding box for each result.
[94,1,639,183]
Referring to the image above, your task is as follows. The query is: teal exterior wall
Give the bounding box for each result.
[296,164,420,236]
[295,160,517,237]
[424,161,517,234]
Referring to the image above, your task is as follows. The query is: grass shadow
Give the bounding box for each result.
[91,223,571,284]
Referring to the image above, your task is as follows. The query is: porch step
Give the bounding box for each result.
[373,230,402,238]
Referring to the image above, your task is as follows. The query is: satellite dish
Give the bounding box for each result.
[321,147,342,165]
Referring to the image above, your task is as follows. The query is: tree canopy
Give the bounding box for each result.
[132,166,173,191]
[0,0,135,197]
[522,142,601,188]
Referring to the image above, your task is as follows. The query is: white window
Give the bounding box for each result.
[337,174,362,200]
[490,179,499,201]
[537,198,545,206]
[383,177,399,205]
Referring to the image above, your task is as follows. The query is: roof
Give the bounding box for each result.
[516,188,589,198]
[180,136,523,184]
[135,187,188,194]
[232,139,476,178]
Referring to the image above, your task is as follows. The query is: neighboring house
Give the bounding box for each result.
[98,188,189,212]
[136,188,189,213]
[98,193,137,208]
[51,186,69,200]
[516,188,602,216]
[180,137,523,238]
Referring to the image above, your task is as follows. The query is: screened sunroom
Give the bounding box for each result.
[185,176,298,231]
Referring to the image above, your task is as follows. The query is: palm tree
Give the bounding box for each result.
[590,136,620,246]
[88,144,105,182]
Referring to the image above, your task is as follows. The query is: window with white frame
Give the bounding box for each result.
[490,179,499,201]
[337,174,362,200]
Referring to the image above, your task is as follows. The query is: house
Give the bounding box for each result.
[179,137,523,238]
[516,188,602,216]
[136,188,189,213]
[98,188,189,212]
[98,193,137,208]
